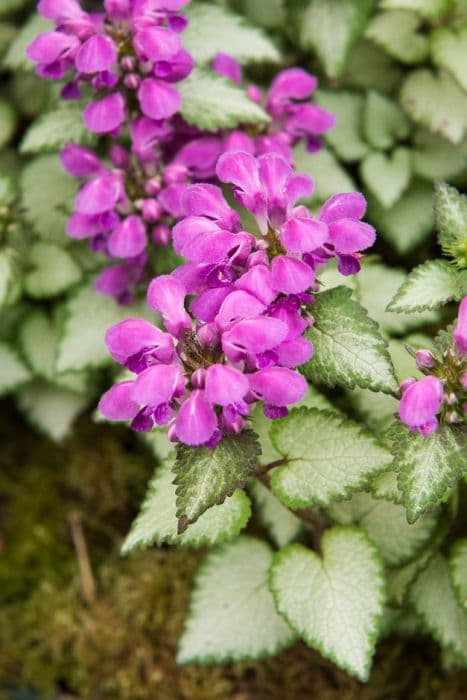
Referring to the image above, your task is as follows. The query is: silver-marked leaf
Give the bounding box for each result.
[391,424,466,523]
[450,540,467,611]
[20,104,95,154]
[366,10,429,64]
[315,90,369,162]
[0,341,31,396]
[3,14,49,71]
[56,283,149,373]
[178,537,295,663]
[173,431,261,531]
[304,286,398,394]
[249,480,303,548]
[434,182,467,267]
[387,260,467,313]
[0,248,21,310]
[410,554,467,663]
[24,241,82,298]
[16,380,88,442]
[379,0,449,19]
[21,155,76,244]
[299,0,376,78]
[122,460,251,552]
[179,69,269,131]
[270,408,392,509]
[412,130,467,181]
[367,180,433,254]
[270,527,385,681]
[327,492,438,567]
[360,147,412,209]
[431,26,467,93]
[363,91,410,150]
[183,4,280,65]
[400,70,467,144]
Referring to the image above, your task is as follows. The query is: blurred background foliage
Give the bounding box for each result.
[1,0,467,697]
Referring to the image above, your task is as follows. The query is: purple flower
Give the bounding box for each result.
[29,0,193,133]
[454,296,467,356]
[399,376,444,436]
[212,60,335,161]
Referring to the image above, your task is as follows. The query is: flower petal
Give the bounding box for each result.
[99,381,140,421]
[175,390,218,446]
[205,364,249,406]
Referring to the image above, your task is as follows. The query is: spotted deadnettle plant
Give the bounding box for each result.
[27,0,193,134]
[99,150,376,446]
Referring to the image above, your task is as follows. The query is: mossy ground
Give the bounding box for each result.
[0,400,466,700]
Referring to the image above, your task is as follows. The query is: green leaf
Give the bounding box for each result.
[357,263,439,333]
[363,91,411,150]
[18,310,89,395]
[299,0,376,78]
[20,104,95,154]
[270,527,385,681]
[410,554,467,663]
[16,379,88,442]
[122,460,251,552]
[366,10,429,64]
[179,68,269,131]
[304,286,398,394]
[270,408,392,509]
[367,180,434,254]
[400,69,467,144]
[391,424,466,523]
[293,144,355,203]
[0,341,31,396]
[431,26,467,93]
[379,0,449,19]
[387,260,467,313]
[24,241,82,298]
[327,492,438,567]
[360,147,412,209]
[0,248,21,310]
[56,283,148,373]
[315,90,368,162]
[0,23,16,58]
[342,40,403,94]
[412,129,467,181]
[239,0,285,29]
[178,537,295,663]
[183,3,279,65]
[0,173,15,206]
[173,431,261,532]
[249,480,303,548]
[0,99,16,148]
[21,155,76,244]
[3,14,49,71]
[434,182,467,267]
[449,540,467,610]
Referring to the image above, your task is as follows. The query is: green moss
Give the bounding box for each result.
[1,400,467,699]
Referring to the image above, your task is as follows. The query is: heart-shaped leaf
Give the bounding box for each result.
[270,527,385,681]
[25,241,82,298]
[360,147,412,208]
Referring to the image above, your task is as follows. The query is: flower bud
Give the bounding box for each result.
[415,349,435,370]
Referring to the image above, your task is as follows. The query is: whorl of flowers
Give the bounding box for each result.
[99,151,376,447]
[399,296,467,436]
[26,1,337,305]
[27,0,193,134]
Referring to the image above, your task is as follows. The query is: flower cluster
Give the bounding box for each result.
[27,2,340,305]
[399,296,467,436]
[213,54,335,163]
[99,151,376,446]
[61,132,223,303]
[27,0,193,134]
